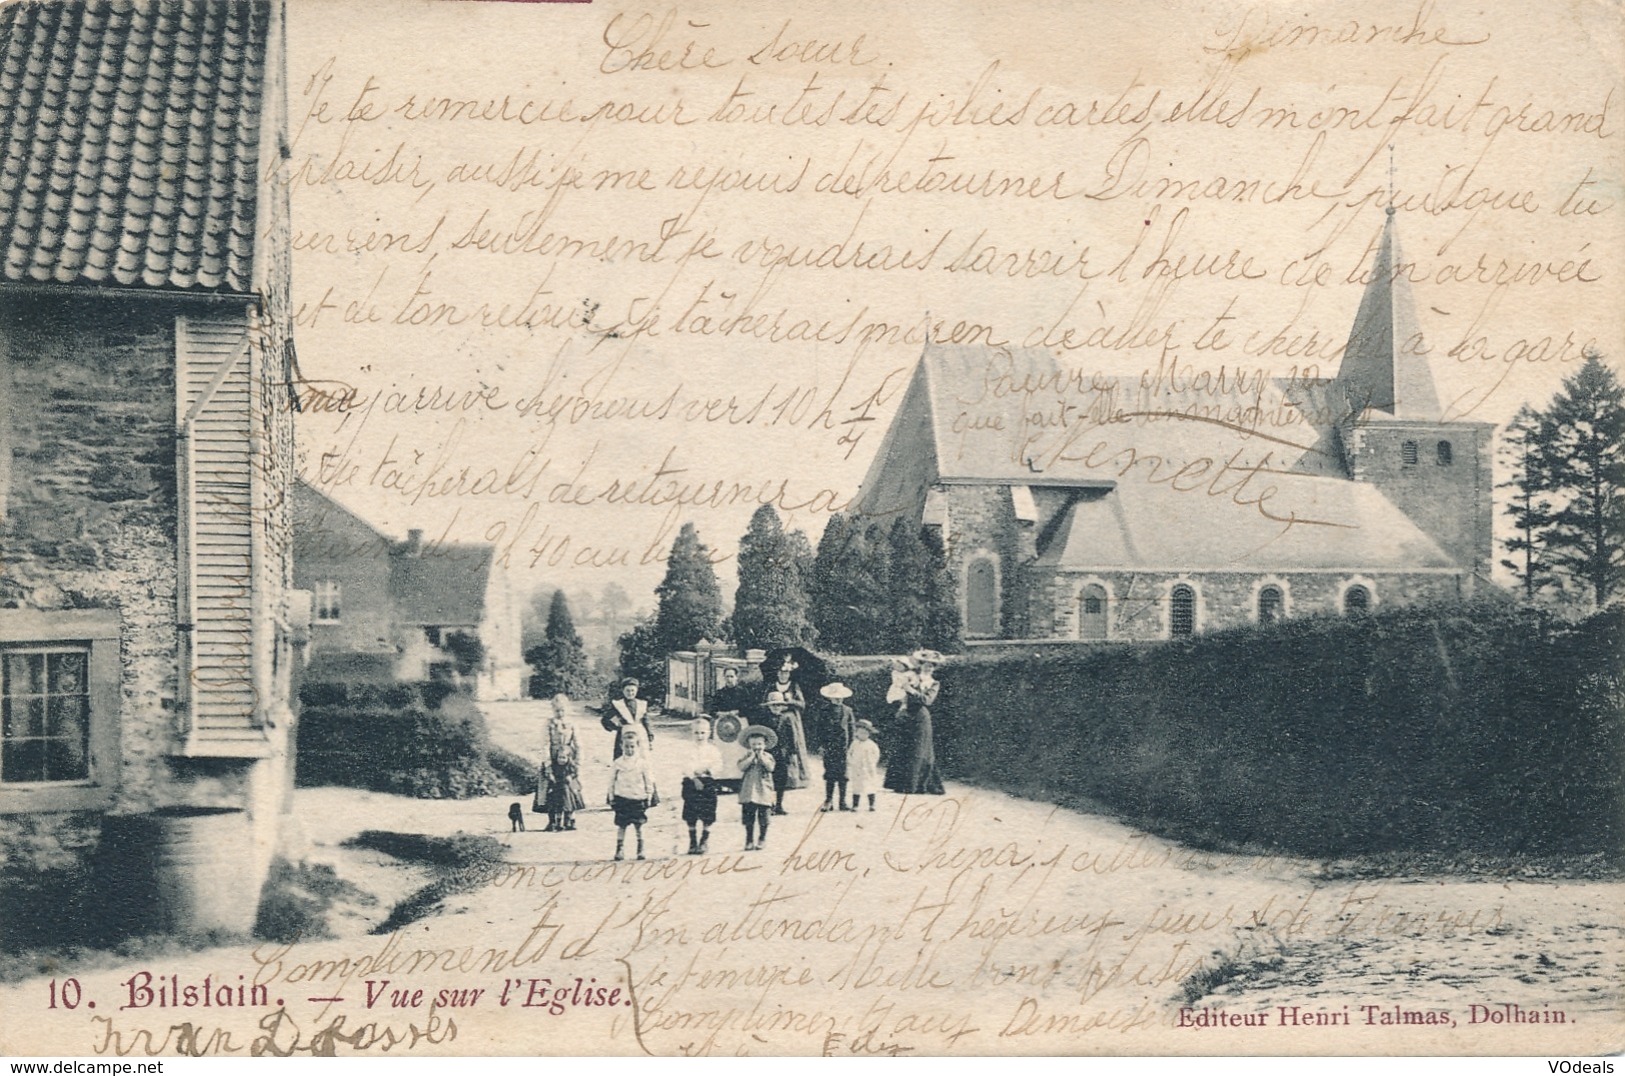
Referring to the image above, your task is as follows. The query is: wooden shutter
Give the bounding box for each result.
[177,314,266,755]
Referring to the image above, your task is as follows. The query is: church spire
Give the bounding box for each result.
[1334,205,1442,421]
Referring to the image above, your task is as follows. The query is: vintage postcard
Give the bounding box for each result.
[0,0,1620,1059]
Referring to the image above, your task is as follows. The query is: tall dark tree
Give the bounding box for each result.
[1498,404,1558,601]
[1536,352,1625,608]
[732,505,817,650]
[813,516,894,652]
[919,525,963,652]
[655,522,726,649]
[885,519,931,651]
[526,589,592,698]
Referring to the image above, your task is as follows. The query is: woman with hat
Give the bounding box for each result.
[883,649,946,796]
[601,676,654,758]
[760,656,810,815]
[816,682,857,812]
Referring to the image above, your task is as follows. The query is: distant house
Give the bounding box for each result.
[293,482,525,700]
[0,1,300,930]
[852,210,1494,643]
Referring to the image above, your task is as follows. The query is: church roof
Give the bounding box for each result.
[852,342,1462,575]
[0,1,273,293]
[1035,476,1458,573]
[1330,208,1441,420]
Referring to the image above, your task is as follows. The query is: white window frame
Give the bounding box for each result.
[313,580,342,623]
[1339,576,1379,615]
[0,609,120,814]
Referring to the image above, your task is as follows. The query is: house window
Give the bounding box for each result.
[1077,584,1108,641]
[1343,584,1372,615]
[1257,585,1284,625]
[3,649,90,783]
[313,581,341,622]
[1169,584,1196,638]
[0,609,119,812]
[425,626,442,647]
[1436,440,1453,466]
[1401,440,1419,466]
[965,557,999,637]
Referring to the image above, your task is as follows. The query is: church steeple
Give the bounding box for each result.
[1334,207,1441,420]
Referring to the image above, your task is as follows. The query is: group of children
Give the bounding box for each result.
[516,685,883,860]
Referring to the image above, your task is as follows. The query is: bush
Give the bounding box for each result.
[834,606,1624,858]
[297,684,529,799]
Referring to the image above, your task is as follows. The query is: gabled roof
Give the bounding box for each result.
[1036,476,1458,573]
[390,545,494,627]
[854,343,1328,511]
[0,1,271,293]
[293,480,394,560]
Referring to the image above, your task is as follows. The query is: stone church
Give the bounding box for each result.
[853,209,1494,642]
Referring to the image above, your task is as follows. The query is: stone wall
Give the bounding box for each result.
[1033,568,1465,640]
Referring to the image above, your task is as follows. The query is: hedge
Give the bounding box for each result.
[296,682,525,799]
[831,606,1623,858]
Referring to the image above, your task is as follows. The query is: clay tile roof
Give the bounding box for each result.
[0,0,270,293]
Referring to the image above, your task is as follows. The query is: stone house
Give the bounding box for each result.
[293,481,526,700]
[0,1,299,935]
[853,210,1494,643]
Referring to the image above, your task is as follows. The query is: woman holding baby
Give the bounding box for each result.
[883,648,946,796]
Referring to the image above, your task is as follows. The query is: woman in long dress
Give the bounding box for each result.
[884,650,945,795]
[760,656,810,814]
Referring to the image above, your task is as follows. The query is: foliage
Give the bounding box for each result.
[525,589,593,698]
[832,606,1624,858]
[440,630,485,679]
[253,859,374,944]
[1531,352,1625,608]
[810,513,890,653]
[655,522,726,648]
[732,504,818,650]
[296,689,525,798]
[1498,404,1558,601]
[812,513,960,653]
[615,613,667,694]
[618,523,725,694]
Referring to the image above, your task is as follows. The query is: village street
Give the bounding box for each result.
[1,699,1618,1057]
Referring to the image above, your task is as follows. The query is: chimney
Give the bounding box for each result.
[405,529,423,554]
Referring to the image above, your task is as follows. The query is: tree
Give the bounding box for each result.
[655,522,726,648]
[617,523,725,695]
[525,589,592,698]
[810,513,891,653]
[615,614,665,693]
[732,505,817,650]
[885,519,931,651]
[1536,352,1625,608]
[1498,404,1558,601]
[919,525,962,652]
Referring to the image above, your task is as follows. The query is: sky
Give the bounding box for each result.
[279,0,1625,609]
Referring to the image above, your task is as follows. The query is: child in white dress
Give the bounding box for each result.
[846,719,881,811]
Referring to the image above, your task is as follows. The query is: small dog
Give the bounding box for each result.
[508,802,526,832]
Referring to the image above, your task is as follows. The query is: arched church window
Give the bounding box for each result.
[1257,585,1284,625]
[1078,584,1107,641]
[1436,440,1453,466]
[1401,441,1419,466]
[1169,584,1196,638]
[965,558,999,637]
[1343,584,1371,615]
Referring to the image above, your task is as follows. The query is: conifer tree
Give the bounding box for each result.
[1498,404,1557,601]
[526,589,592,697]
[732,505,817,650]
[1535,352,1625,607]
